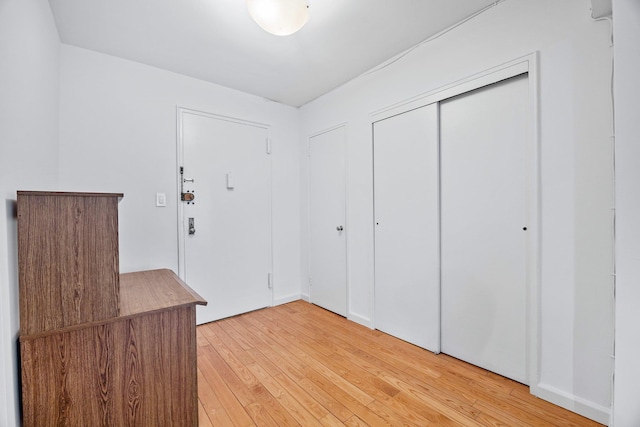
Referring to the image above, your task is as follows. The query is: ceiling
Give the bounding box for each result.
[49,0,499,107]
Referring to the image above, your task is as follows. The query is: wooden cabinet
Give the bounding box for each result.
[18,192,121,336]
[17,191,206,426]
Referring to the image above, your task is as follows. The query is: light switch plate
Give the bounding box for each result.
[156,192,167,207]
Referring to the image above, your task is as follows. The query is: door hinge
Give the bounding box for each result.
[268,272,273,289]
[309,277,312,286]
[266,138,272,155]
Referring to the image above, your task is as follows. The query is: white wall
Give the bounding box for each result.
[0,0,60,424]
[58,45,302,304]
[300,0,614,423]
[0,0,622,424]
[612,0,640,425]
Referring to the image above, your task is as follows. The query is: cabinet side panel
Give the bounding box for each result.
[17,193,120,335]
[126,308,198,426]
[20,326,118,426]
[18,194,60,335]
[21,309,198,426]
[76,195,120,322]
[172,306,198,426]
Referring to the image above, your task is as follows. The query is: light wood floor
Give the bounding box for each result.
[196,300,602,426]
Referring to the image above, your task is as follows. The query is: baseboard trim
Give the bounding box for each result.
[296,296,372,329]
[272,294,301,306]
[347,312,373,329]
[532,383,611,425]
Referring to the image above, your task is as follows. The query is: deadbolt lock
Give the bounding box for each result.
[181,192,195,202]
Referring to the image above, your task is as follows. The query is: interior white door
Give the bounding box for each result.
[440,75,528,384]
[181,111,272,325]
[373,104,440,352]
[308,126,347,316]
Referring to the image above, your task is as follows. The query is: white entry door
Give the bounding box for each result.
[440,75,528,384]
[308,125,347,316]
[180,110,272,325]
[373,104,440,352]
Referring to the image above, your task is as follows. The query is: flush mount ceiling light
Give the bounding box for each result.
[246,0,309,36]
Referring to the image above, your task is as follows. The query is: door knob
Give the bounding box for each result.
[336,225,344,231]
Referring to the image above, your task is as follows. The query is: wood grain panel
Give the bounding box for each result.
[18,192,205,426]
[21,307,198,426]
[120,269,206,316]
[18,191,121,335]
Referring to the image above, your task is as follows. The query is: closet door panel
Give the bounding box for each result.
[440,75,528,384]
[373,103,440,352]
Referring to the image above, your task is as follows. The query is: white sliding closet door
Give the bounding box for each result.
[440,75,528,384]
[373,104,440,352]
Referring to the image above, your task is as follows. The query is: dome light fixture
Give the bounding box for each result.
[246,0,309,36]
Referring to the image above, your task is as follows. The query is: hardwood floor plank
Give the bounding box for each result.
[198,347,256,426]
[218,318,256,351]
[298,363,393,426]
[377,370,483,426]
[245,346,288,378]
[245,311,378,407]
[332,339,483,415]
[197,401,214,427]
[200,323,257,377]
[272,372,336,421]
[203,321,255,365]
[197,328,211,348]
[472,400,554,427]
[247,363,325,427]
[392,391,464,426]
[199,343,264,413]
[244,402,284,427]
[319,412,353,427]
[509,387,604,427]
[197,367,237,427]
[197,301,604,427]
[259,313,400,405]
[281,306,446,386]
[343,415,373,427]
[364,399,425,427]
[228,314,355,421]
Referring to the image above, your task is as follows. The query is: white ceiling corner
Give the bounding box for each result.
[49,0,500,107]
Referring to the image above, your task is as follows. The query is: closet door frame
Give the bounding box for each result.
[370,52,540,392]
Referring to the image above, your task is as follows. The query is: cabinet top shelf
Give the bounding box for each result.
[120,268,207,317]
[20,269,207,341]
[17,190,124,198]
